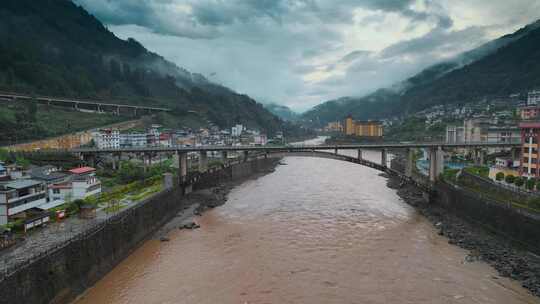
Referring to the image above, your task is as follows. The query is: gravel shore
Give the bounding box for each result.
[387,176,540,296]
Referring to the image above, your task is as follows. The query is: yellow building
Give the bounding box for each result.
[344,115,383,138]
[345,116,355,135]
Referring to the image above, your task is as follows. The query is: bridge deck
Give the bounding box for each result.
[69,142,520,154]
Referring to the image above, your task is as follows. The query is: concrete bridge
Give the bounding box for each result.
[69,141,520,185]
[0,92,170,116]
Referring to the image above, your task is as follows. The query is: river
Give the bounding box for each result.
[75,139,540,304]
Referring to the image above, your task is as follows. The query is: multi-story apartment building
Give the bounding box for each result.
[120,133,148,148]
[231,124,244,137]
[486,126,520,143]
[94,129,120,149]
[527,90,540,106]
[445,125,465,144]
[49,167,101,202]
[519,122,540,178]
[519,105,540,120]
[446,118,520,145]
[0,180,47,225]
[324,122,343,132]
[344,116,383,138]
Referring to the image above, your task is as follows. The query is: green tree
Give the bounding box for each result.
[505,174,515,184]
[495,172,505,181]
[0,149,9,162]
[515,177,525,187]
[15,157,30,169]
[526,178,536,191]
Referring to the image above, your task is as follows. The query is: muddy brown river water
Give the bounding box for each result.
[75,147,540,304]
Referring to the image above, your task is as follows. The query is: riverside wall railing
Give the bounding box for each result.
[459,170,540,201]
[0,186,180,282]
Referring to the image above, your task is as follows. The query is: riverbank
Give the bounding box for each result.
[154,167,277,240]
[0,158,280,304]
[387,175,540,296]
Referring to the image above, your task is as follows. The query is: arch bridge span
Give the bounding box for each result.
[71,141,518,188]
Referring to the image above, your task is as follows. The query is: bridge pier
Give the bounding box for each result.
[381,149,388,167]
[178,152,188,184]
[199,151,208,173]
[334,148,338,155]
[221,151,228,166]
[357,149,363,160]
[111,153,118,170]
[429,147,444,182]
[142,153,149,173]
[243,151,249,162]
[405,148,414,177]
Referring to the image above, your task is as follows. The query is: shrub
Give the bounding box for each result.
[536,181,540,191]
[527,178,537,191]
[505,174,515,184]
[528,197,540,210]
[495,172,505,181]
[515,177,525,187]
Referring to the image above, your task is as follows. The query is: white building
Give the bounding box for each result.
[486,126,520,143]
[94,129,120,149]
[253,134,267,146]
[0,163,7,179]
[49,167,101,202]
[0,180,47,225]
[120,133,147,148]
[147,125,162,147]
[231,124,244,137]
[527,90,540,106]
[445,125,465,144]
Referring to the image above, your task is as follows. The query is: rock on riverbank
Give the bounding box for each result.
[387,176,540,296]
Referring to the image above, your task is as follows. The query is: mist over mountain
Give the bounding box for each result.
[264,104,299,122]
[0,0,297,137]
[302,19,540,126]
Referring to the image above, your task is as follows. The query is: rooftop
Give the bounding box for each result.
[0,179,43,191]
[69,167,96,175]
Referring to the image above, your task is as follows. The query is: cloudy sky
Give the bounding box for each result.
[74,0,540,112]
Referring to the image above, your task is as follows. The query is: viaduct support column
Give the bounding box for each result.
[405,148,414,177]
[357,149,363,160]
[512,148,519,161]
[381,149,388,167]
[243,151,249,162]
[143,153,149,173]
[111,153,117,170]
[179,152,188,184]
[221,151,228,166]
[479,149,486,166]
[199,151,208,173]
[334,147,339,155]
[429,147,444,182]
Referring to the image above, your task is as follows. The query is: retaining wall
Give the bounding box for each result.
[433,181,540,254]
[0,157,278,304]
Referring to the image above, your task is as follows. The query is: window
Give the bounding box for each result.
[53,189,60,194]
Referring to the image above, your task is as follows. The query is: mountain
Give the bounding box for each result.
[0,0,294,141]
[302,19,540,125]
[264,103,299,121]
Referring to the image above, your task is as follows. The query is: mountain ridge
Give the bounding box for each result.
[0,0,300,140]
[302,19,540,125]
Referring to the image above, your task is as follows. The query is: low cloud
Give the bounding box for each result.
[74,0,540,111]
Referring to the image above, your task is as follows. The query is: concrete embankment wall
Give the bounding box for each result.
[390,157,540,253]
[0,157,278,304]
[433,181,540,254]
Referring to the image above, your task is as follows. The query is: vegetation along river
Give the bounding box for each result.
[75,144,539,304]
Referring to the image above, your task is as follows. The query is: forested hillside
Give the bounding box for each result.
[0,0,301,142]
[302,19,540,125]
